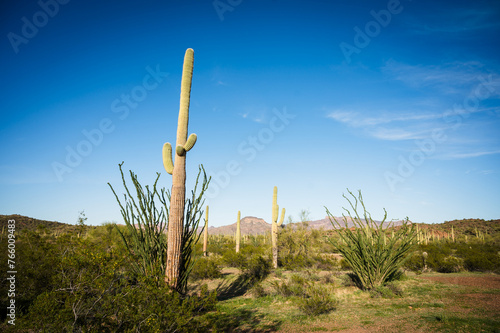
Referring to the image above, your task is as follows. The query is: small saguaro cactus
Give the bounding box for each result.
[271,186,285,269]
[236,211,241,253]
[203,205,209,257]
[163,48,197,289]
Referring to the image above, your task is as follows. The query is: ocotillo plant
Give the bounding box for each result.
[162,48,198,290]
[272,186,285,269]
[203,205,209,257]
[236,211,241,253]
[326,189,416,290]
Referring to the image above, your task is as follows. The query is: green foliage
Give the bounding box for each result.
[189,257,222,281]
[403,251,426,273]
[108,162,169,284]
[269,273,337,316]
[326,189,417,290]
[297,285,338,316]
[407,242,500,273]
[221,248,247,269]
[242,255,272,282]
[2,227,220,332]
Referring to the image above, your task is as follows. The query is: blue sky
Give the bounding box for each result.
[1,0,499,227]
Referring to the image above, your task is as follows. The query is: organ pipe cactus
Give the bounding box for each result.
[203,205,209,257]
[163,48,197,289]
[236,211,241,253]
[272,186,285,268]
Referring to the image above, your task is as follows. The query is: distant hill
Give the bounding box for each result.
[0,214,84,233]
[204,215,405,236]
[207,216,271,236]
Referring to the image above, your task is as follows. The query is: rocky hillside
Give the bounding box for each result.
[204,215,404,236]
[207,216,271,236]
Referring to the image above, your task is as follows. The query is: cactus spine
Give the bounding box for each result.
[203,205,209,257]
[271,186,285,269]
[163,48,197,289]
[236,211,241,253]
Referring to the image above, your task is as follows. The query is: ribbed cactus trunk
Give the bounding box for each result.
[236,211,241,253]
[203,206,209,257]
[163,48,197,289]
[271,186,285,269]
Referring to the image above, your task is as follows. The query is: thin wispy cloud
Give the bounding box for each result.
[444,149,500,160]
[326,108,449,141]
[368,127,429,141]
[382,60,500,97]
[327,110,443,128]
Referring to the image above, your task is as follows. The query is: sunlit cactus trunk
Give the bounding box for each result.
[271,186,285,269]
[203,206,209,257]
[236,211,241,253]
[163,48,197,289]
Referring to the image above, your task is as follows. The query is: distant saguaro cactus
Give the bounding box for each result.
[203,205,209,257]
[272,186,285,268]
[163,48,197,290]
[236,211,241,253]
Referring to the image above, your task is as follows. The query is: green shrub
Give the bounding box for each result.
[403,251,426,273]
[190,257,222,281]
[242,255,271,282]
[221,249,247,269]
[439,255,464,273]
[456,243,500,273]
[20,281,217,332]
[298,285,338,316]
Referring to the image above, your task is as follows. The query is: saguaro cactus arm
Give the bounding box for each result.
[272,186,285,224]
[278,207,285,227]
[162,143,174,175]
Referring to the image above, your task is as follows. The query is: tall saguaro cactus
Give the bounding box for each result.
[203,205,209,257]
[236,211,241,253]
[272,186,285,268]
[162,48,197,289]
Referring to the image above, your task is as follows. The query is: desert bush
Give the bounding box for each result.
[21,280,217,332]
[11,231,218,332]
[456,243,500,273]
[416,242,500,273]
[242,255,272,282]
[298,285,338,316]
[326,190,417,290]
[221,249,247,269]
[190,257,222,281]
[403,251,426,273]
[270,274,337,316]
[0,230,63,321]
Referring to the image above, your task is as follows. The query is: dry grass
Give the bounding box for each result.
[192,270,500,332]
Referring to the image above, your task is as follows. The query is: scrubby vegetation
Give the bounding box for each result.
[1,213,499,331]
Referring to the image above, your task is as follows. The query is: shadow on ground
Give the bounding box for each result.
[216,273,255,301]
